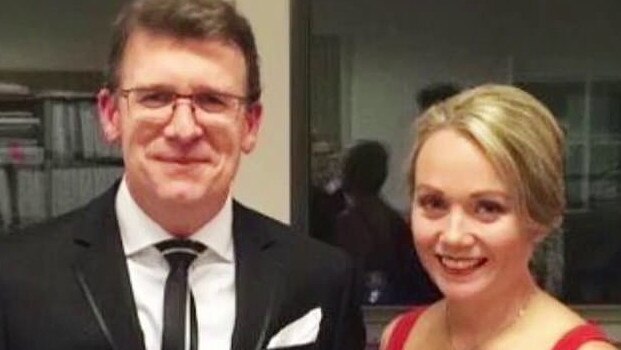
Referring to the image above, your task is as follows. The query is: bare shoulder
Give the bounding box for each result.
[529,293,616,348]
[379,316,401,350]
[577,341,619,350]
[532,292,586,327]
[380,302,443,350]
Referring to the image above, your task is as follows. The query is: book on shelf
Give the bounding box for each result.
[0,111,39,139]
[16,168,46,226]
[51,166,123,217]
[78,100,97,159]
[37,91,122,162]
[0,168,10,234]
[0,142,44,165]
[41,97,74,162]
[76,99,122,160]
[0,82,30,99]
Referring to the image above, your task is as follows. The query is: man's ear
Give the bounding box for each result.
[97,88,122,143]
[240,102,263,153]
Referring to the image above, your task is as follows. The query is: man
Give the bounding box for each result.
[0,0,365,349]
[333,141,439,305]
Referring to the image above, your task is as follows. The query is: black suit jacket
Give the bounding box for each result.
[0,185,365,350]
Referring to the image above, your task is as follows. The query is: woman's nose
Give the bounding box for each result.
[438,209,474,247]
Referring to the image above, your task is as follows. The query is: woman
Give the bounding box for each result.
[381,85,617,350]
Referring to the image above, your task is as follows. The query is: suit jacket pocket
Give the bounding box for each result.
[264,343,316,350]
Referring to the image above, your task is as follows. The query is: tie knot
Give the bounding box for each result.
[156,239,206,270]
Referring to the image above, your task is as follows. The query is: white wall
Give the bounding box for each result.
[234,0,290,223]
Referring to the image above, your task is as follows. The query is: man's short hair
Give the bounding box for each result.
[342,141,389,195]
[416,83,460,111]
[106,0,261,103]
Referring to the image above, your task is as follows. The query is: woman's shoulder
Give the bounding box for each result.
[553,323,617,350]
[529,294,617,350]
[380,303,442,350]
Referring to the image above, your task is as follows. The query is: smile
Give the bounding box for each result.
[154,156,211,165]
[436,254,487,274]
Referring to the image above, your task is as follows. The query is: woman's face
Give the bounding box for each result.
[411,128,537,301]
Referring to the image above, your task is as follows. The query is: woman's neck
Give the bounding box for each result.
[444,274,539,350]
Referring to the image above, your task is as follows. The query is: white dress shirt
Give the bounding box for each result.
[115,178,236,350]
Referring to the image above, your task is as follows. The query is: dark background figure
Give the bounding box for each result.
[309,135,345,244]
[416,83,461,111]
[333,141,439,305]
[310,184,345,244]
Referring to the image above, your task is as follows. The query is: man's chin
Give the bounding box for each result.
[156,186,208,204]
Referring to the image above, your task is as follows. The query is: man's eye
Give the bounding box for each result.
[138,91,173,107]
[195,93,228,111]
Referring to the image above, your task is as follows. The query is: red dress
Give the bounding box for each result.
[385,308,612,350]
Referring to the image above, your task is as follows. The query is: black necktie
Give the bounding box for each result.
[156,239,206,350]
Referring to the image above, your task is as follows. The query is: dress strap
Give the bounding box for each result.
[552,323,611,350]
[385,308,426,350]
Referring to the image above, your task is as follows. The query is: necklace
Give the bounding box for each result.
[444,290,536,350]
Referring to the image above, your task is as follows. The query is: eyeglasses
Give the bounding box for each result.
[119,87,249,122]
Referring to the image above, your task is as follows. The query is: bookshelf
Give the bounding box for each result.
[0,85,123,235]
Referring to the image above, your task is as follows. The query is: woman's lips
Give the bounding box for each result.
[436,254,487,275]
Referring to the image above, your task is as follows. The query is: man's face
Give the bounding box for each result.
[98,28,262,221]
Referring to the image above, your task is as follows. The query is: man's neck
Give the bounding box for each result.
[127,185,229,236]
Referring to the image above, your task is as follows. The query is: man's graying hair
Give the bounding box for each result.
[105,0,261,103]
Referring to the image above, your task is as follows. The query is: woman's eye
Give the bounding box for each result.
[474,200,506,221]
[417,195,448,217]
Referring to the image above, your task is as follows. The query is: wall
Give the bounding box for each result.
[0,0,123,71]
[234,0,291,223]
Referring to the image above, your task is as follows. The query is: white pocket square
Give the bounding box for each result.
[266,307,322,349]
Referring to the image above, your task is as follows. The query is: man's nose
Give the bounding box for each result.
[163,100,204,142]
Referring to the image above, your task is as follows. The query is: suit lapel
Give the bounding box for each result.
[72,186,145,350]
[231,203,283,350]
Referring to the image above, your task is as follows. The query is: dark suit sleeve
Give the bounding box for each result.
[332,258,366,350]
[0,271,6,350]
[0,302,5,350]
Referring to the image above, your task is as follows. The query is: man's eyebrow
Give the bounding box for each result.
[413,184,440,193]
[125,83,176,90]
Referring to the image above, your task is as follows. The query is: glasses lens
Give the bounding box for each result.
[124,88,245,122]
[133,89,175,109]
[194,92,232,114]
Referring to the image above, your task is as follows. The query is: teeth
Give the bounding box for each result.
[440,256,483,270]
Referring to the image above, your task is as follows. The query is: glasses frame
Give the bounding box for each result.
[118,87,250,123]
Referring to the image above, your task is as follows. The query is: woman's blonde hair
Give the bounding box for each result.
[409,84,566,231]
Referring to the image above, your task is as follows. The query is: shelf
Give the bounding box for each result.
[47,157,124,168]
[0,91,123,232]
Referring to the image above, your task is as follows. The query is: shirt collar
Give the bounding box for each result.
[116,177,234,262]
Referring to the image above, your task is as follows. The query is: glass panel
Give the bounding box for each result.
[517,82,585,141]
[591,82,621,140]
[567,144,586,208]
